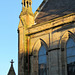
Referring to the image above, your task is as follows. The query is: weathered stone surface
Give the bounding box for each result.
[18,0,34,75]
[18,0,75,75]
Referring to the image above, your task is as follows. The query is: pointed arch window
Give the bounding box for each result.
[38,45,47,75]
[67,38,75,75]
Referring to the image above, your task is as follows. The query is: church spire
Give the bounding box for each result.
[7,59,16,75]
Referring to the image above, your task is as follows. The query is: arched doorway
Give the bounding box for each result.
[38,45,47,75]
[67,38,75,75]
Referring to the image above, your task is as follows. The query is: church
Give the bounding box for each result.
[18,0,75,75]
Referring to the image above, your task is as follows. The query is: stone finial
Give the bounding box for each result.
[10,59,14,65]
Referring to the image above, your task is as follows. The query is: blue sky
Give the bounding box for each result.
[0,0,43,75]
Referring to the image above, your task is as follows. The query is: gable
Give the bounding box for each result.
[35,0,75,24]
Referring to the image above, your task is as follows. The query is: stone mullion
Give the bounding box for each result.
[48,29,53,75]
[50,29,53,49]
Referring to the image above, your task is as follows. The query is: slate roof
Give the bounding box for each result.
[35,0,75,24]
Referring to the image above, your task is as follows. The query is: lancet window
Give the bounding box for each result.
[67,38,75,75]
[38,45,47,75]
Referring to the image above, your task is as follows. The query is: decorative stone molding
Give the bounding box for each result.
[59,31,75,75]
[26,13,75,36]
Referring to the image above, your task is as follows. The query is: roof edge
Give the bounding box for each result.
[28,13,75,29]
[26,13,75,36]
[34,0,48,19]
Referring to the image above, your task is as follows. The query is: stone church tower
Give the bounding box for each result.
[18,0,34,75]
[18,0,75,75]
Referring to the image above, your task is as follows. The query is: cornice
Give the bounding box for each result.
[26,13,75,36]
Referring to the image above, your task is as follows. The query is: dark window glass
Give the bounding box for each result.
[38,46,47,75]
[67,38,75,75]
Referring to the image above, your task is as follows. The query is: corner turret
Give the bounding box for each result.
[19,0,34,28]
[22,0,32,8]
[18,0,34,75]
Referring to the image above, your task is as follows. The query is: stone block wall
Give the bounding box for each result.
[26,14,75,75]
